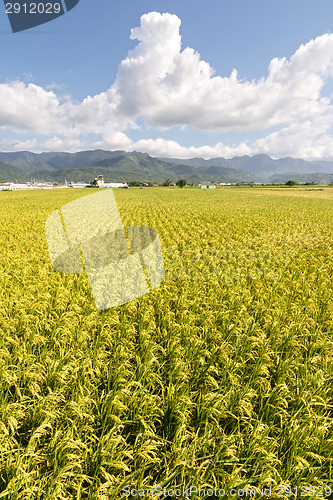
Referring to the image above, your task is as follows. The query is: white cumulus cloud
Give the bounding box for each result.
[1,12,333,159]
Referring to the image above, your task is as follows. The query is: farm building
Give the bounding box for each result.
[200,184,216,189]
[95,176,128,188]
[0,182,59,191]
[69,183,90,188]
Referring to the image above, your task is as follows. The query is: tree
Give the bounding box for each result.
[162,178,171,186]
[91,178,99,187]
[285,180,297,186]
[176,179,187,189]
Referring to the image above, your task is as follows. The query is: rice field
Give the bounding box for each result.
[0,186,332,499]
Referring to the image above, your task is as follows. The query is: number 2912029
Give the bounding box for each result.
[5,3,62,14]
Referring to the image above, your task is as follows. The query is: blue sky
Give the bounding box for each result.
[1,0,333,159]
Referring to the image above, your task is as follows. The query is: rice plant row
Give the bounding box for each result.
[0,186,332,499]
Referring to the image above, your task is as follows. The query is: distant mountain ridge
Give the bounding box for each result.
[0,150,333,184]
[0,150,125,172]
[158,154,333,177]
[0,161,28,182]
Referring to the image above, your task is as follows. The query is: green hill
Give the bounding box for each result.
[2,149,333,184]
[37,152,259,184]
[0,161,27,182]
[0,150,125,173]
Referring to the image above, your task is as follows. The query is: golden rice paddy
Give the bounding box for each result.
[0,186,332,499]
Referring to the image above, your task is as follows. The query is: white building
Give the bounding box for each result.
[0,182,55,191]
[69,183,90,188]
[96,176,128,189]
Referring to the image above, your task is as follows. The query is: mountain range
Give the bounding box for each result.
[1,150,333,185]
